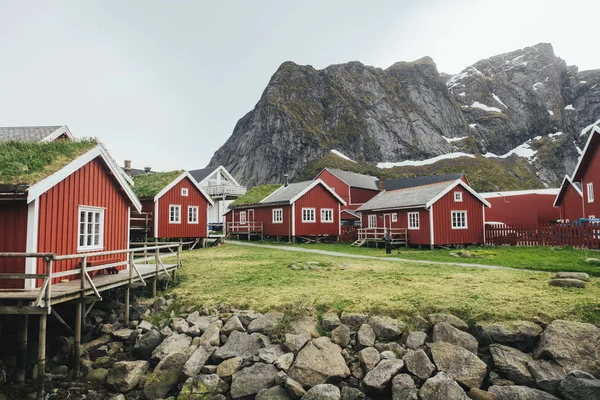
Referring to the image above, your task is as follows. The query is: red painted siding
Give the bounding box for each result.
[0,202,28,289]
[294,184,341,237]
[485,194,560,225]
[231,206,293,237]
[349,187,379,205]
[130,200,155,237]
[559,185,584,221]
[581,145,600,218]
[432,186,484,245]
[361,209,431,245]
[316,170,350,207]
[156,177,209,239]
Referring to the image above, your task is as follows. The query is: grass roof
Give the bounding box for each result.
[0,139,98,185]
[132,170,184,199]
[230,184,282,207]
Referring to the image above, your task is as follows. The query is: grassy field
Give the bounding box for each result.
[173,244,600,325]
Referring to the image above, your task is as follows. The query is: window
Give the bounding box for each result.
[302,208,316,223]
[169,205,181,224]
[587,183,594,203]
[321,208,334,223]
[454,191,463,202]
[239,211,247,224]
[408,212,420,229]
[78,206,104,251]
[368,215,377,228]
[452,211,468,229]
[272,209,283,223]
[391,213,398,222]
[188,206,199,224]
[181,188,189,196]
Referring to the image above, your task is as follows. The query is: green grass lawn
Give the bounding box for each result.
[173,244,600,325]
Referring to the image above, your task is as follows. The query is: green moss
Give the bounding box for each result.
[230,184,282,207]
[132,170,183,199]
[0,139,98,185]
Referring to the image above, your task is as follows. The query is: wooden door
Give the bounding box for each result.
[384,214,392,229]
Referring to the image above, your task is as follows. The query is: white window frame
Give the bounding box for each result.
[320,208,334,223]
[181,188,189,197]
[368,215,377,228]
[239,211,247,224]
[391,213,398,222]
[302,208,316,223]
[451,210,468,229]
[169,204,181,224]
[454,191,463,202]
[272,208,283,224]
[408,212,420,230]
[77,206,105,251]
[587,182,594,203]
[188,206,199,224]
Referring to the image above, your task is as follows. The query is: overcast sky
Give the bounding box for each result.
[0,0,597,171]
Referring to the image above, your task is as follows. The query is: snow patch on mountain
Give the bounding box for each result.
[377,152,475,169]
[470,101,502,113]
[330,149,355,162]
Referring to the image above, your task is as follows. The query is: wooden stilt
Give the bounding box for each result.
[37,314,47,400]
[74,302,82,377]
[16,313,28,383]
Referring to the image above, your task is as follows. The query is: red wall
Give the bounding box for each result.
[350,187,379,205]
[316,170,350,207]
[485,194,560,225]
[559,185,584,222]
[361,208,431,245]
[0,202,28,289]
[230,206,293,237]
[130,200,155,237]
[156,177,209,239]
[581,145,600,218]
[294,184,341,236]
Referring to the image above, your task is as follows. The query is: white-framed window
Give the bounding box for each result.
[408,212,420,229]
[239,211,247,224]
[188,206,199,224]
[78,206,105,251]
[302,208,316,223]
[321,208,334,223]
[587,182,594,203]
[368,215,377,228]
[391,213,398,222]
[181,188,189,196]
[454,191,463,202]
[451,211,468,229]
[169,205,181,224]
[272,208,283,223]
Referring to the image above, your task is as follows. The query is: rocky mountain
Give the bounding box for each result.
[209,43,600,188]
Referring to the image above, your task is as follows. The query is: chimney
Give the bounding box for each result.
[379,179,385,191]
[144,166,152,173]
[284,174,289,187]
[124,160,132,177]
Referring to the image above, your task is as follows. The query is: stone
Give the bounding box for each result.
[248,312,284,334]
[469,388,497,400]
[256,386,293,400]
[183,345,216,378]
[198,322,222,347]
[358,347,380,372]
[341,386,365,400]
[474,321,542,352]
[161,326,174,337]
[379,342,406,358]
[428,313,469,331]
[488,385,560,399]
[285,377,307,399]
[534,319,600,376]
[303,384,341,400]
[86,368,108,383]
[213,331,262,362]
[106,360,149,392]
[236,309,263,327]
[368,316,405,341]
[83,334,112,351]
[489,371,515,387]
[559,370,600,400]
[130,304,148,321]
[283,332,311,353]
[585,257,600,264]
[171,318,190,334]
[138,320,154,332]
[330,324,352,348]
[489,344,535,386]
[381,350,397,360]
[187,312,219,331]
[405,331,427,349]
[151,332,191,361]
[362,359,404,391]
[290,316,319,338]
[152,296,167,310]
[288,337,350,387]
[275,353,294,371]
[322,312,342,331]
[357,324,376,348]
[433,322,479,354]
[555,272,590,281]
[217,356,242,378]
[144,351,188,400]
[413,315,431,331]
[403,349,435,380]
[392,374,418,400]
[230,362,279,398]
[549,278,585,288]
[428,342,487,388]
[259,345,287,364]
[528,359,566,395]
[222,315,246,335]
[93,355,115,369]
[178,374,229,400]
[340,313,368,330]
[419,372,469,400]
[133,329,163,359]
[108,395,125,400]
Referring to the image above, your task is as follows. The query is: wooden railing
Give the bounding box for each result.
[358,228,408,241]
[485,223,600,248]
[227,221,264,233]
[204,184,247,197]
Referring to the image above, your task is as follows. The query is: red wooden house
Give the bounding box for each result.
[356,175,490,248]
[482,188,561,226]
[130,171,214,241]
[315,168,380,212]
[226,179,346,242]
[0,140,142,289]
[554,176,583,222]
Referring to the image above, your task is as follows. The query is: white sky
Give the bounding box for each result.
[0,0,598,171]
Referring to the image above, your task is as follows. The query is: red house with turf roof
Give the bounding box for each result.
[130,171,214,241]
[0,139,142,289]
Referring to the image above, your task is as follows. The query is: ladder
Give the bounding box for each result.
[350,239,366,247]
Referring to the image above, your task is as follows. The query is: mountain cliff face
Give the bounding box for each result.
[209,43,600,188]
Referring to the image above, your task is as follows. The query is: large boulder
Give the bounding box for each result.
[362,359,404,391]
[236,309,263,326]
[186,312,219,332]
[288,337,350,387]
[284,333,311,353]
[198,321,222,347]
[230,362,279,398]
[222,315,246,335]
[402,349,435,380]
[322,313,342,331]
[391,374,418,400]
[358,347,380,373]
[341,386,366,400]
[144,351,188,400]
[427,314,469,331]
[212,331,262,362]
[368,316,405,341]
[340,313,368,330]
[405,331,427,350]
[559,370,600,400]
[528,359,566,395]
[489,344,536,387]
[475,321,542,352]
[432,322,478,354]
[534,320,600,376]
[151,332,191,361]
[330,325,352,348]
[290,316,319,338]
[555,272,590,281]
[259,345,287,364]
[183,345,216,378]
[178,374,229,400]
[428,342,487,389]
[549,279,585,288]
[106,360,149,392]
[357,324,376,348]
[248,312,284,335]
[419,372,469,400]
[217,356,242,378]
[488,385,560,399]
[303,384,341,400]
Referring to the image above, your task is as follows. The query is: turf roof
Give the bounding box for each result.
[132,170,184,199]
[229,184,282,207]
[0,139,98,186]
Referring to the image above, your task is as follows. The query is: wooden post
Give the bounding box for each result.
[75,256,85,378]
[37,313,47,400]
[177,244,182,268]
[153,248,159,297]
[16,313,28,383]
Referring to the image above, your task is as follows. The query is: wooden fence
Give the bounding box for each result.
[340,225,359,242]
[485,223,600,248]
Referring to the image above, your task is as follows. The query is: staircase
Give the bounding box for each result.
[350,239,366,247]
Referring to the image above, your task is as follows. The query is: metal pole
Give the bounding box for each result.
[37,313,47,400]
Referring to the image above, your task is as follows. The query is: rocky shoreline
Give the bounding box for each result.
[1,292,599,400]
